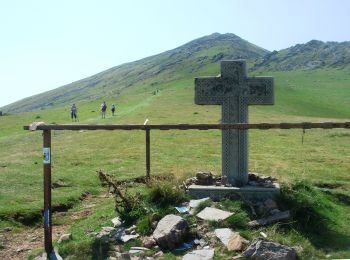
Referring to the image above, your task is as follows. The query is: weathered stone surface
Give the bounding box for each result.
[111,217,122,227]
[197,207,233,221]
[242,238,296,260]
[227,234,249,251]
[182,249,215,260]
[214,228,233,246]
[142,236,157,248]
[58,233,71,243]
[264,199,278,210]
[152,214,189,249]
[195,61,274,186]
[214,228,248,251]
[189,197,210,208]
[196,172,214,185]
[248,210,290,227]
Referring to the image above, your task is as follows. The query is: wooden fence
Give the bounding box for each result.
[23,122,350,255]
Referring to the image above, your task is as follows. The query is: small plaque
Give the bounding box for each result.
[43,148,51,164]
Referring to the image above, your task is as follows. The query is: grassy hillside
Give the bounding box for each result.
[1,65,350,258]
[1,33,268,114]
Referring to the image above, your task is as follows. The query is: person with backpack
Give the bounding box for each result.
[111,103,116,116]
[71,103,78,122]
[101,101,107,119]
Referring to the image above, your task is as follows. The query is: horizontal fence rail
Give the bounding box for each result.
[24,122,350,131]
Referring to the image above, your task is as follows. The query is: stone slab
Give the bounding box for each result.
[188,184,280,201]
[182,248,215,260]
[197,207,233,221]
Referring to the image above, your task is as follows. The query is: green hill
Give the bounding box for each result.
[1,33,268,114]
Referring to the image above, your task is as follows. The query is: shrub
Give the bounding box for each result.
[148,181,188,207]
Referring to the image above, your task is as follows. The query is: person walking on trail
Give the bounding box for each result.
[111,103,116,116]
[71,103,78,122]
[101,101,107,119]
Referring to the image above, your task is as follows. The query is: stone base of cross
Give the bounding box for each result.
[195,60,274,186]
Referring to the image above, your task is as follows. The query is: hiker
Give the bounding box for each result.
[71,103,78,122]
[101,101,107,118]
[111,103,116,116]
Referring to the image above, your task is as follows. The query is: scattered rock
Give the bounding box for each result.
[227,234,249,251]
[58,233,71,243]
[248,210,290,227]
[242,238,296,260]
[111,217,122,227]
[197,207,233,221]
[182,248,215,260]
[214,228,233,246]
[129,246,149,254]
[189,197,210,208]
[152,214,189,249]
[214,228,248,251]
[142,236,157,248]
[125,225,136,234]
[264,199,278,210]
[196,172,214,185]
[153,251,164,258]
[270,209,281,215]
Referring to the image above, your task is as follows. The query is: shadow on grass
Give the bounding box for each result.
[278,181,350,251]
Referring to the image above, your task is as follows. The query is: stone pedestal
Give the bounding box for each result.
[188,184,280,201]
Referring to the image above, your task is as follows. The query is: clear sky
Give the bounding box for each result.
[0,0,349,107]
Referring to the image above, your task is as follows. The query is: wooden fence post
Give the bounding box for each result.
[43,130,53,255]
[146,129,150,179]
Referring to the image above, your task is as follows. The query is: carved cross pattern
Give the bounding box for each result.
[195,60,274,186]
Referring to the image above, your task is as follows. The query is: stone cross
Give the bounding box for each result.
[195,60,274,186]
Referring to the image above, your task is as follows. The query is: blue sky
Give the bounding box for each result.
[0,0,349,107]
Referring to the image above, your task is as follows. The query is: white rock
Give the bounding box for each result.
[182,249,215,260]
[111,217,122,227]
[197,207,233,221]
[121,234,139,243]
[189,197,210,208]
[215,228,234,246]
[58,233,71,243]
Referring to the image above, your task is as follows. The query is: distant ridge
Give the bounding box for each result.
[253,40,350,71]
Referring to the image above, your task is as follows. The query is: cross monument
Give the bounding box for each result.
[195,60,274,186]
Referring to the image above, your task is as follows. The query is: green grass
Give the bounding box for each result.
[0,66,350,258]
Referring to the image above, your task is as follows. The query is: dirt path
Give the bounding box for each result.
[0,225,68,260]
[0,193,98,259]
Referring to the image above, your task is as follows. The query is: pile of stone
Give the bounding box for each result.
[184,172,279,188]
[93,195,293,260]
[248,172,277,188]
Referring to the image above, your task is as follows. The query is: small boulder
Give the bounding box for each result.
[196,172,214,185]
[111,217,122,227]
[152,214,189,249]
[264,199,278,210]
[142,236,157,248]
[58,233,71,243]
[242,238,296,260]
[227,234,249,251]
[215,228,249,251]
[182,248,215,260]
